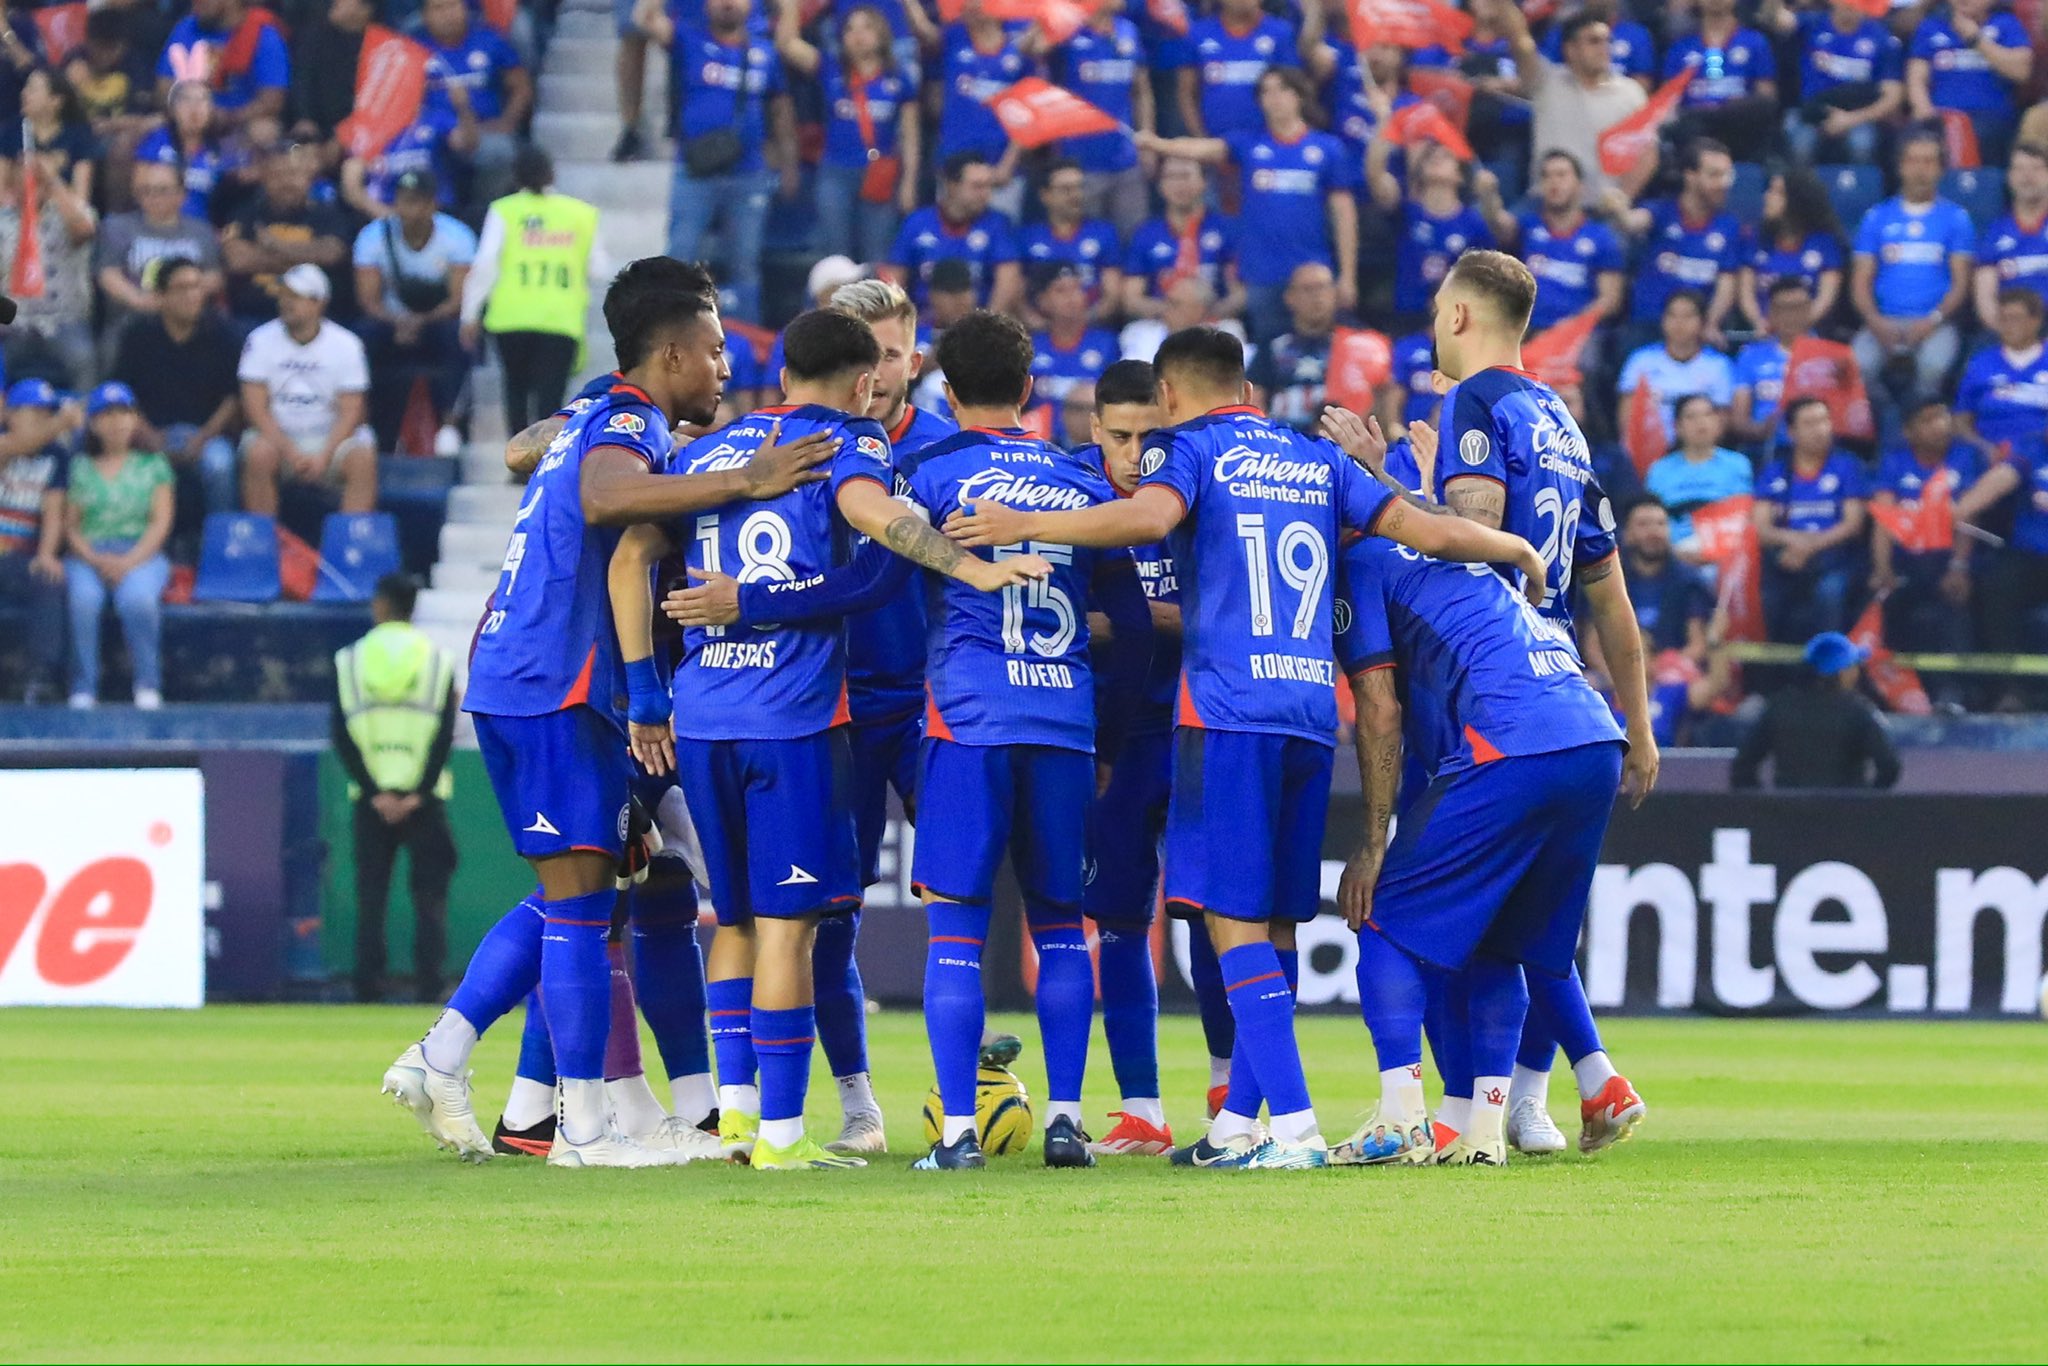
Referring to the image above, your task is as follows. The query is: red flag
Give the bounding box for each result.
[335,25,429,162]
[937,0,963,17]
[982,78,1120,150]
[977,0,1090,42]
[1692,495,1765,642]
[1841,0,1890,15]
[1598,69,1692,178]
[1939,110,1981,171]
[1146,0,1192,37]
[1384,101,1475,161]
[1346,0,1472,52]
[1020,402,1058,443]
[1781,335,1875,441]
[1624,377,1664,477]
[1327,327,1393,414]
[1521,307,1603,390]
[480,0,518,34]
[1849,599,1932,715]
[29,2,87,59]
[9,132,43,301]
[1406,67,1474,131]
[1868,470,1956,554]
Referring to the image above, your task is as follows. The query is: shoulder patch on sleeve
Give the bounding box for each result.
[603,410,647,436]
[1140,442,1169,477]
[1459,428,1491,467]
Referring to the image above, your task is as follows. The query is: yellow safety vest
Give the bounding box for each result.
[481,190,599,340]
[335,622,455,801]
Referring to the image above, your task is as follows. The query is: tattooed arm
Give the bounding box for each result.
[1339,665,1404,931]
[505,416,566,477]
[1440,474,1508,528]
[835,477,1051,592]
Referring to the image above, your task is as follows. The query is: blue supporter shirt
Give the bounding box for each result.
[1733,336,1789,427]
[1796,13,1901,97]
[1540,17,1656,81]
[1395,200,1495,317]
[889,207,1019,307]
[1224,128,1355,287]
[1334,539,1624,776]
[1664,26,1777,108]
[1748,231,1843,298]
[667,405,892,740]
[157,14,289,113]
[1056,19,1143,172]
[671,23,782,174]
[1392,331,1438,427]
[1437,367,1619,622]
[1633,198,1744,324]
[1188,14,1298,137]
[901,426,1125,752]
[466,382,673,728]
[936,22,1034,160]
[845,404,959,720]
[1757,451,1869,569]
[423,23,523,124]
[1125,211,1237,299]
[1517,210,1624,331]
[1138,405,1392,743]
[1977,211,2048,306]
[1616,344,1737,438]
[135,128,222,222]
[1956,343,2048,455]
[366,117,459,207]
[1030,327,1121,405]
[1854,196,1976,317]
[1325,41,1421,158]
[1874,440,1983,562]
[1022,219,1123,304]
[1911,10,2031,113]
[2003,451,2048,553]
[819,55,914,169]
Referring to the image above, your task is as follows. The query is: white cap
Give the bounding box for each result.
[279,263,331,303]
[807,255,865,303]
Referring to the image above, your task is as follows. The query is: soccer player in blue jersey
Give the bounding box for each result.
[949,325,1546,1170]
[1424,250,1658,1155]
[381,257,840,1167]
[618,308,1048,1170]
[894,310,1154,1172]
[1334,534,1629,1167]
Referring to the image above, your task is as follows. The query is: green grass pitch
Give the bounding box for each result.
[4,1007,2045,1362]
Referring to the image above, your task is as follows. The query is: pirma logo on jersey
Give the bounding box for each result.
[1460,430,1491,466]
[604,412,647,436]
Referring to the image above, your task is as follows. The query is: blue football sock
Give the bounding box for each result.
[514,990,554,1086]
[1468,958,1531,1081]
[1186,919,1235,1061]
[1527,963,1603,1066]
[538,889,614,1080]
[628,879,711,1081]
[1422,966,1473,1101]
[707,976,756,1089]
[444,893,544,1040]
[1218,940,1298,1119]
[811,910,869,1078]
[1277,946,1299,993]
[924,901,992,1120]
[1220,941,1311,1119]
[1027,903,1093,1105]
[1096,922,1159,1101]
[1354,926,1426,1073]
[752,1004,816,1125]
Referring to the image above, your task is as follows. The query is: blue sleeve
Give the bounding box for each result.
[1837,456,1870,499]
[1222,130,1256,166]
[1661,44,1687,79]
[1756,461,1786,501]
[1593,224,1626,273]
[1991,13,2029,48]
[1334,541,1395,675]
[1750,30,1777,78]
[828,416,895,497]
[987,215,1020,263]
[1574,476,1620,568]
[1122,225,1153,276]
[1909,20,1936,59]
[1955,354,1988,416]
[253,27,291,89]
[1137,428,1199,511]
[1439,383,1505,488]
[593,402,666,466]
[1879,32,1903,81]
[490,31,524,71]
[1854,208,1882,257]
[735,536,915,625]
[1717,224,1743,270]
[1815,234,1843,270]
[1946,206,1976,255]
[1336,444,1396,533]
[1706,356,1736,407]
[887,215,918,268]
[1090,551,1154,758]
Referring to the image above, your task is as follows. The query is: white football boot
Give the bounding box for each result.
[381,1042,492,1162]
[826,1108,888,1155]
[548,1124,691,1168]
[633,1114,727,1162]
[1506,1096,1569,1154]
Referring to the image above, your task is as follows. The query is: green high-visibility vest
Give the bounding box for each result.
[481,189,599,340]
[335,622,455,800]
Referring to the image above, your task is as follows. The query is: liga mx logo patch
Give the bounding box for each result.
[856,434,886,461]
[605,411,647,436]
[1460,430,1491,467]
[1139,445,1167,477]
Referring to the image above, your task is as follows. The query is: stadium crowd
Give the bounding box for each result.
[4,0,2048,716]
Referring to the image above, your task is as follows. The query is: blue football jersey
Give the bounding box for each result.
[900,426,1123,752]
[667,404,894,741]
[845,403,959,721]
[466,382,674,727]
[1334,538,1624,776]
[1436,367,1617,624]
[1077,443,1181,736]
[1139,405,1393,745]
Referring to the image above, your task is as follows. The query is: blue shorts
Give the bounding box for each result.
[1164,728,1333,924]
[848,706,922,887]
[674,730,862,925]
[474,706,633,861]
[1083,729,1172,927]
[911,738,1091,909]
[1368,742,1625,976]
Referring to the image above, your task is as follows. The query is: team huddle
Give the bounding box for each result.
[379,245,1659,1172]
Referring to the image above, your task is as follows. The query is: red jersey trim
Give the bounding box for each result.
[1176,672,1204,728]
[559,645,597,709]
[1209,404,1265,417]
[1465,724,1505,765]
[924,681,956,741]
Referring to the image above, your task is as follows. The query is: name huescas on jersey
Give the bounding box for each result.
[1438,367,1617,623]
[901,426,1124,752]
[667,403,894,740]
[464,382,673,728]
[1138,404,1393,743]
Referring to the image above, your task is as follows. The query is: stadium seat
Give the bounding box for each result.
[1727,162,1769,230]
[1819,164,1884,232]
[1942,168,2007,231]
[192,513,282,604]
[311,512,401,603]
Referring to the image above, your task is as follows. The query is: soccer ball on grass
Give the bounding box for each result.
[920,1065,1034,1155]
